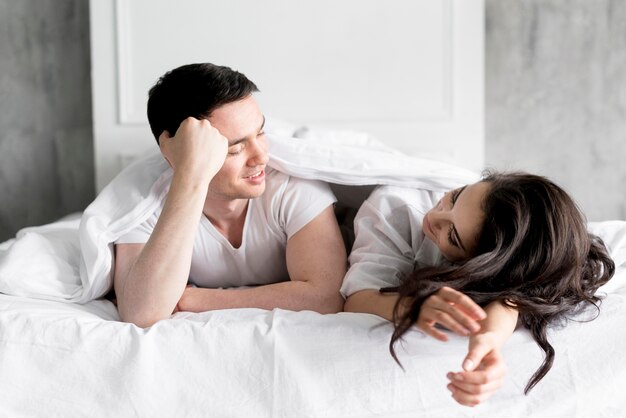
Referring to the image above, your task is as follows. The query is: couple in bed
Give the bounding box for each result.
[113,63,615,407]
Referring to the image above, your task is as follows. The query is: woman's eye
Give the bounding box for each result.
[451,189,459,204]
[447,225,458,247]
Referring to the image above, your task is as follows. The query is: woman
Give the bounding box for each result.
[343,172,615,407]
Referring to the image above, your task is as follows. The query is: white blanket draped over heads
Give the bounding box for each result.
[0,126,625,303]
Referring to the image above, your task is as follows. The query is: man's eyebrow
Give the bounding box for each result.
[228,115,266,146]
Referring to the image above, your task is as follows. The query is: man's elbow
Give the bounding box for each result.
[124,316,161,328]
[315,291,344,314]
[118,305,170,328]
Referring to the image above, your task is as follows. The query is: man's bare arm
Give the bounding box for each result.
[176,205,347,314]
[113,118,227,327]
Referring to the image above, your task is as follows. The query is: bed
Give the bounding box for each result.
[0,256,625,417]
[3,1,623,415]
[0,293,624,417]
[1,131,626,417]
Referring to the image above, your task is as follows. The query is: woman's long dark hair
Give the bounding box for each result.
[383,172,615,394]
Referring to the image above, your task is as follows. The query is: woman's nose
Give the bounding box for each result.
[429,210,450,232]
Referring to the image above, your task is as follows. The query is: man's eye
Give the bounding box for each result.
[228,145,244,155]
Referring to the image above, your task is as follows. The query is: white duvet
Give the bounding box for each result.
[0,127,625,417]
[0,127,480,304]
[0,289,625,417]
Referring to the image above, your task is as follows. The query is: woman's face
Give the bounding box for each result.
[422,181,490,262]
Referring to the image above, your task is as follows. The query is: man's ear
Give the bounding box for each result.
[158,130,174,169]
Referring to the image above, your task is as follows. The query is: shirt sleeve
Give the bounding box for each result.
[278,176,337,238]
[340,186,429,298]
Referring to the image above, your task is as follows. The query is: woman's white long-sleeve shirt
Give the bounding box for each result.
[340,185,448,298]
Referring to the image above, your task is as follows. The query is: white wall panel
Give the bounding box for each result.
[91,0,484,191]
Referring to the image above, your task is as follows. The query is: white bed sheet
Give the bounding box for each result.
[1,128,625,416]
[0,287,624,417]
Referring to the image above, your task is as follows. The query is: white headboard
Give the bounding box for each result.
[90,0,484,191]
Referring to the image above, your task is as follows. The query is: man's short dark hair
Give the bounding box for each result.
[147,63,259,143]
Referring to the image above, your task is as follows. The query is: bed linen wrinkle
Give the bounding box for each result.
[0,292,624,416]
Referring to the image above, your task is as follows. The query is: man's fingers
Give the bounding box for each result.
[158,130,172,144]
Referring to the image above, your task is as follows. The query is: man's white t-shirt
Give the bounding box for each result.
[117,168,337,288]
[340,185,448,298]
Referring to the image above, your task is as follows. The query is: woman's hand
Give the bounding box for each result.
[416,286,487,341]
[446,331,507,407]
[416,291,514,406]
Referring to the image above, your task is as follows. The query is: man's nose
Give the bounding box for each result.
[248,137,269,166]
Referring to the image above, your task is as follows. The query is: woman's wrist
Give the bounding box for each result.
[470,330,504,350]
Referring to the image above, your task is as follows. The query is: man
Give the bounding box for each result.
[113,63,347,327]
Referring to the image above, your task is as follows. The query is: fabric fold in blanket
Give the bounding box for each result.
[0,217,82,300]
[0,126,625,303]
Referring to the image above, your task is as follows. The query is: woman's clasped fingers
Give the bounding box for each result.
[416,288,486,338]
[417,302,473,338]
[437,287,487,321]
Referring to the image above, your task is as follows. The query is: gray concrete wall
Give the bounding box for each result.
[486,0,626,221]
[0,0,94,241]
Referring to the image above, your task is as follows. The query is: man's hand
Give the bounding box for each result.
[174,284,205,313]
[416,287,487,341]
[446,332,507,407]
[169,206,346,314]
[159,117,228,183]
[115,118,228,328]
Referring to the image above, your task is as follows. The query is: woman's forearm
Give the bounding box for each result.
[343,289,404,321]
[476,301,519,347]
[344,290,518,348]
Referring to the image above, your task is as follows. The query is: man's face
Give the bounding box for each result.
[207,95,268,201]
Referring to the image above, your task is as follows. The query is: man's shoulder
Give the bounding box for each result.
[264,168,332,196]
[264,166,289,183]
[261,167,290,198]
[258,168,335,220]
